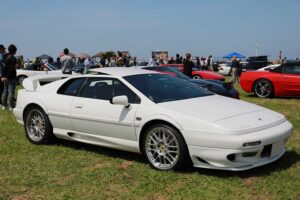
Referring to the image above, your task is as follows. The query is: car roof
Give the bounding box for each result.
[90,67,159,77]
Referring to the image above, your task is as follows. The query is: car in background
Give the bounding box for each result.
[244,56,272,71]
[161,64,225,81]
[218,61,248,76]
[16,63,61,84]
[240,62,300,98]
[71,63,100,74]
[143,66,239,99]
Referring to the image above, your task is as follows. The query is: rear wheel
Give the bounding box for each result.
[253,79,274,98]
[143,123,189,170]
[17,75,27,85]
[192,75,202,79]
[24,106,55,144]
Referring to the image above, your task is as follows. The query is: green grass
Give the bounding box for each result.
[0,82,299,200]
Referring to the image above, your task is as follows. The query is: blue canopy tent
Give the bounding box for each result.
[223,52,246,59]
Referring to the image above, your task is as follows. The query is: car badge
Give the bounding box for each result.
[258,118,262,121]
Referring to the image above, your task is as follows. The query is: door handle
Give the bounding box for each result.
[74,104,83,109]
[282,76,288,78]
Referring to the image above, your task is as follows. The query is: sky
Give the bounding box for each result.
[1,0,299,60]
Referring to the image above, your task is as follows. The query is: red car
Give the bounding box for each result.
[161,64,225,81]
[240,63,300,98]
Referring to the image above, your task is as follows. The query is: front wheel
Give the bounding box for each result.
[253,79,274,98]
[143,124,189,170]
[24,106,55,144]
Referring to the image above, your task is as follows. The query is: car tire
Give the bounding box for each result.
[253,79,274,98]
[17,75,27,85]
[192,75,202,79]
[24,106,55,144]
[143,123,190,171]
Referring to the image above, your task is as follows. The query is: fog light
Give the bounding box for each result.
[227,154,236,162]
[243,141,261,148]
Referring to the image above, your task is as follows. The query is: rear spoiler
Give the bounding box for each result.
[22,74,72,91]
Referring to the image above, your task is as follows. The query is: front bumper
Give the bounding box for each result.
[185,120,293,171]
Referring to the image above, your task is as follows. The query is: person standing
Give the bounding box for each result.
[60,48,74,74]
[183,53,194,78]
[1,44,17,110]
[168,57,175,64]
[207,55,213,71]
[83,57,91,74]
[0,45,6,105]
[230,56,240,83]
[175,54,180,64]
[147,55,158,67]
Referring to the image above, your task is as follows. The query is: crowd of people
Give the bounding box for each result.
[0,44,241,111]
[4,44,296,111]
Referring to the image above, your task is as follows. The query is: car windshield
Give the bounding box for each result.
[124,74,213,103]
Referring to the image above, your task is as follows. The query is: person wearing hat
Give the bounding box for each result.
[1,44,17,110]
[0,44,6,105]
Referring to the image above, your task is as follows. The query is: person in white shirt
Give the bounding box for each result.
[147,55,158,67]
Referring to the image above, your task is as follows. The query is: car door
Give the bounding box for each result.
[279,64,300,96]
[70,77,140,141]
[46,78,85,130]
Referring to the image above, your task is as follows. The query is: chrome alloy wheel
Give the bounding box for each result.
[254,80,272,97]
[145,127,180,170]
[26,109,46,142]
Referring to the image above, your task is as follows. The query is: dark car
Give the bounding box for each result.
[143,67,239,99]
[244,56,272,71]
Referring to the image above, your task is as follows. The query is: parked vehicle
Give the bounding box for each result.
[71,64,100,74]
[161,64,225,81]
[244,56,272,71]
[16,63,61,84]
[218,61,248,76]
[143,66,239,99]
[14,68,293,171]
[240,62,300,98]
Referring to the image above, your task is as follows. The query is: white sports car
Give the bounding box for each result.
[13,68,293,171]
[16,63,62,84]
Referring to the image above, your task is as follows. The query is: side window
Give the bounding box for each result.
[80,78,113,100]
[283,65,300,75]
[113,80,140,104]
[79,77,140,103]
[57,78,85,96]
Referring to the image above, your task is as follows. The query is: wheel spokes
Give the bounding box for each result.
[145,127,180,170]
[26,110,46,142]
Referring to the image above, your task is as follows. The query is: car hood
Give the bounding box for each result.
[158,95,285,134]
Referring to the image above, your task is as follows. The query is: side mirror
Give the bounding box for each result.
[111,95,130,108]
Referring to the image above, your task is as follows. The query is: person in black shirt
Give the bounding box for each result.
[1,44,17,110]
[183,53,194,78]
[0,44,6,105]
